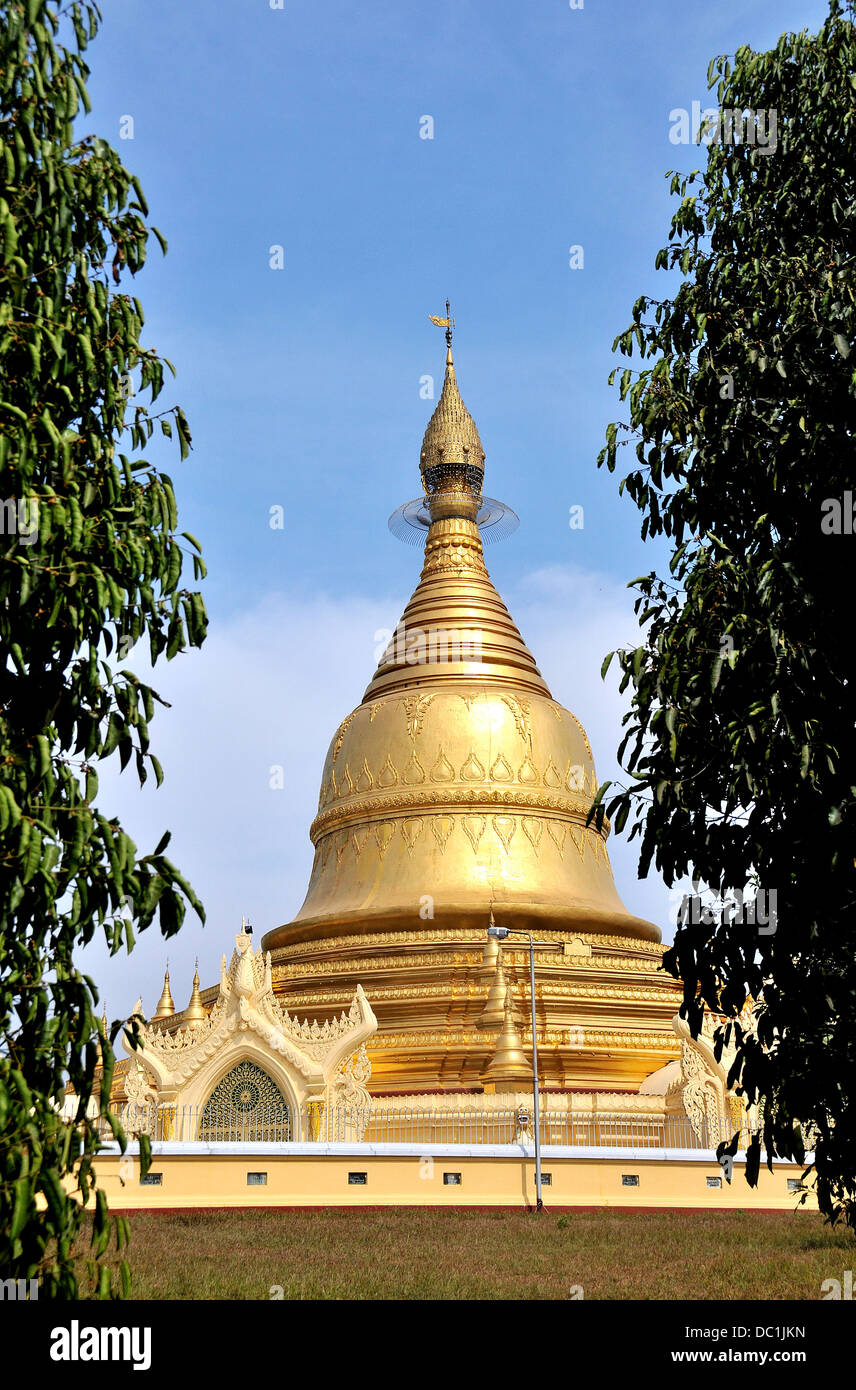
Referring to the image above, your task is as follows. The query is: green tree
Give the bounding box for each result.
[1,0,206,1294]
[594,0,856,1226]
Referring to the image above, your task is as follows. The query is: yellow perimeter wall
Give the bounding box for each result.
[92,1151,814,1212]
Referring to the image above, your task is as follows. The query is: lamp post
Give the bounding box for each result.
[487,920,544,1212]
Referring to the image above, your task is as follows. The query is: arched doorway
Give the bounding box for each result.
[200,1060,292,1142]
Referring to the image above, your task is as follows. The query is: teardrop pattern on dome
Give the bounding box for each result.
[522,817,543,854]
[492,815,516,853]
[518,756,539,786]
[352,828,369,860]
[460,750,486,782]
[375,822,395,859]
[356,759,373,793]
[544,757,563,790]
[431,815,455,852]
[462,815,486,854]
[490,753,514,783]
[340,764,354,797]
[429,748,455,783]
[402,752,425,784]
[377,755,398,788]
[400,818,424,856]
[547,821,567,858]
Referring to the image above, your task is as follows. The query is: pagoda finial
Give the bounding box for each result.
[420,303,485,489]
[152,962,175,1020]
[428,297,454,355]
[480,991,532,1090]
[184,961,206,1029]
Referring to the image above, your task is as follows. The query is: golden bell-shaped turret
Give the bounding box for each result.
[478,944,512,1031]
[183,963,206,1029]
[480,992,532,1092]
[152,966,175,1020]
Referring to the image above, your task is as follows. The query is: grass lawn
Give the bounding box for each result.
[75,1208,854,1300]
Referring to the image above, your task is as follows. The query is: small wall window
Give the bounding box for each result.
[787,1178,802,1192]
[706,1176,722,1189]
[348,1172,367,1185]
[247,1172,267,1186]
[621,1174,639,1188]
[541,1173,552,1186]
[140,1172,162,1186]
[443,1172,462,1186]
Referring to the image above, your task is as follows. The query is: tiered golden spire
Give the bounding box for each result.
[363,315,550,702]
[152,964,175,1020]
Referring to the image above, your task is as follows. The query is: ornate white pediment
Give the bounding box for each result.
[123,928,377,1126]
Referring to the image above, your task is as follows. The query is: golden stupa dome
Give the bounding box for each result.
[263,330,660,952]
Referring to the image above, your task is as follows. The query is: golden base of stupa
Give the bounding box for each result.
[267,926,680,1095]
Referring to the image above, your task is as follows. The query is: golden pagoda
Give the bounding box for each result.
[258,312,684,1097]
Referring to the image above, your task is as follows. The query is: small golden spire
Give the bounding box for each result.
[152,963,175,1020]
[184,958,206,1028]
[480,930,499,973]
[480,991,532,1091]
[478,948,510,1031]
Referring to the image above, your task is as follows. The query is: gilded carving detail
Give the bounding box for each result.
[402,751,425,784]
[490,752,514,782]
[332,712,357,762]
[522,817,542,853]
[462,814,486,853]
[309,784,607,841]
[430,748,455,782]
[400,817,424,856]
[492,815,516,853]
[547,821,567,857]
[377,754,398,788]
[400,693,436,738]
[460,749,486,782]
[431,815,455,852]
[544,757,563,789]
[375,822,395,859]
[501,694,532,745]
[269,927,666,960]
[518,755,539,786]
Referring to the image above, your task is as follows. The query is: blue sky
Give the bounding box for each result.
[78,0,830,1022]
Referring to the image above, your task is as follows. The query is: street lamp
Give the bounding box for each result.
[487,919,544,1212]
